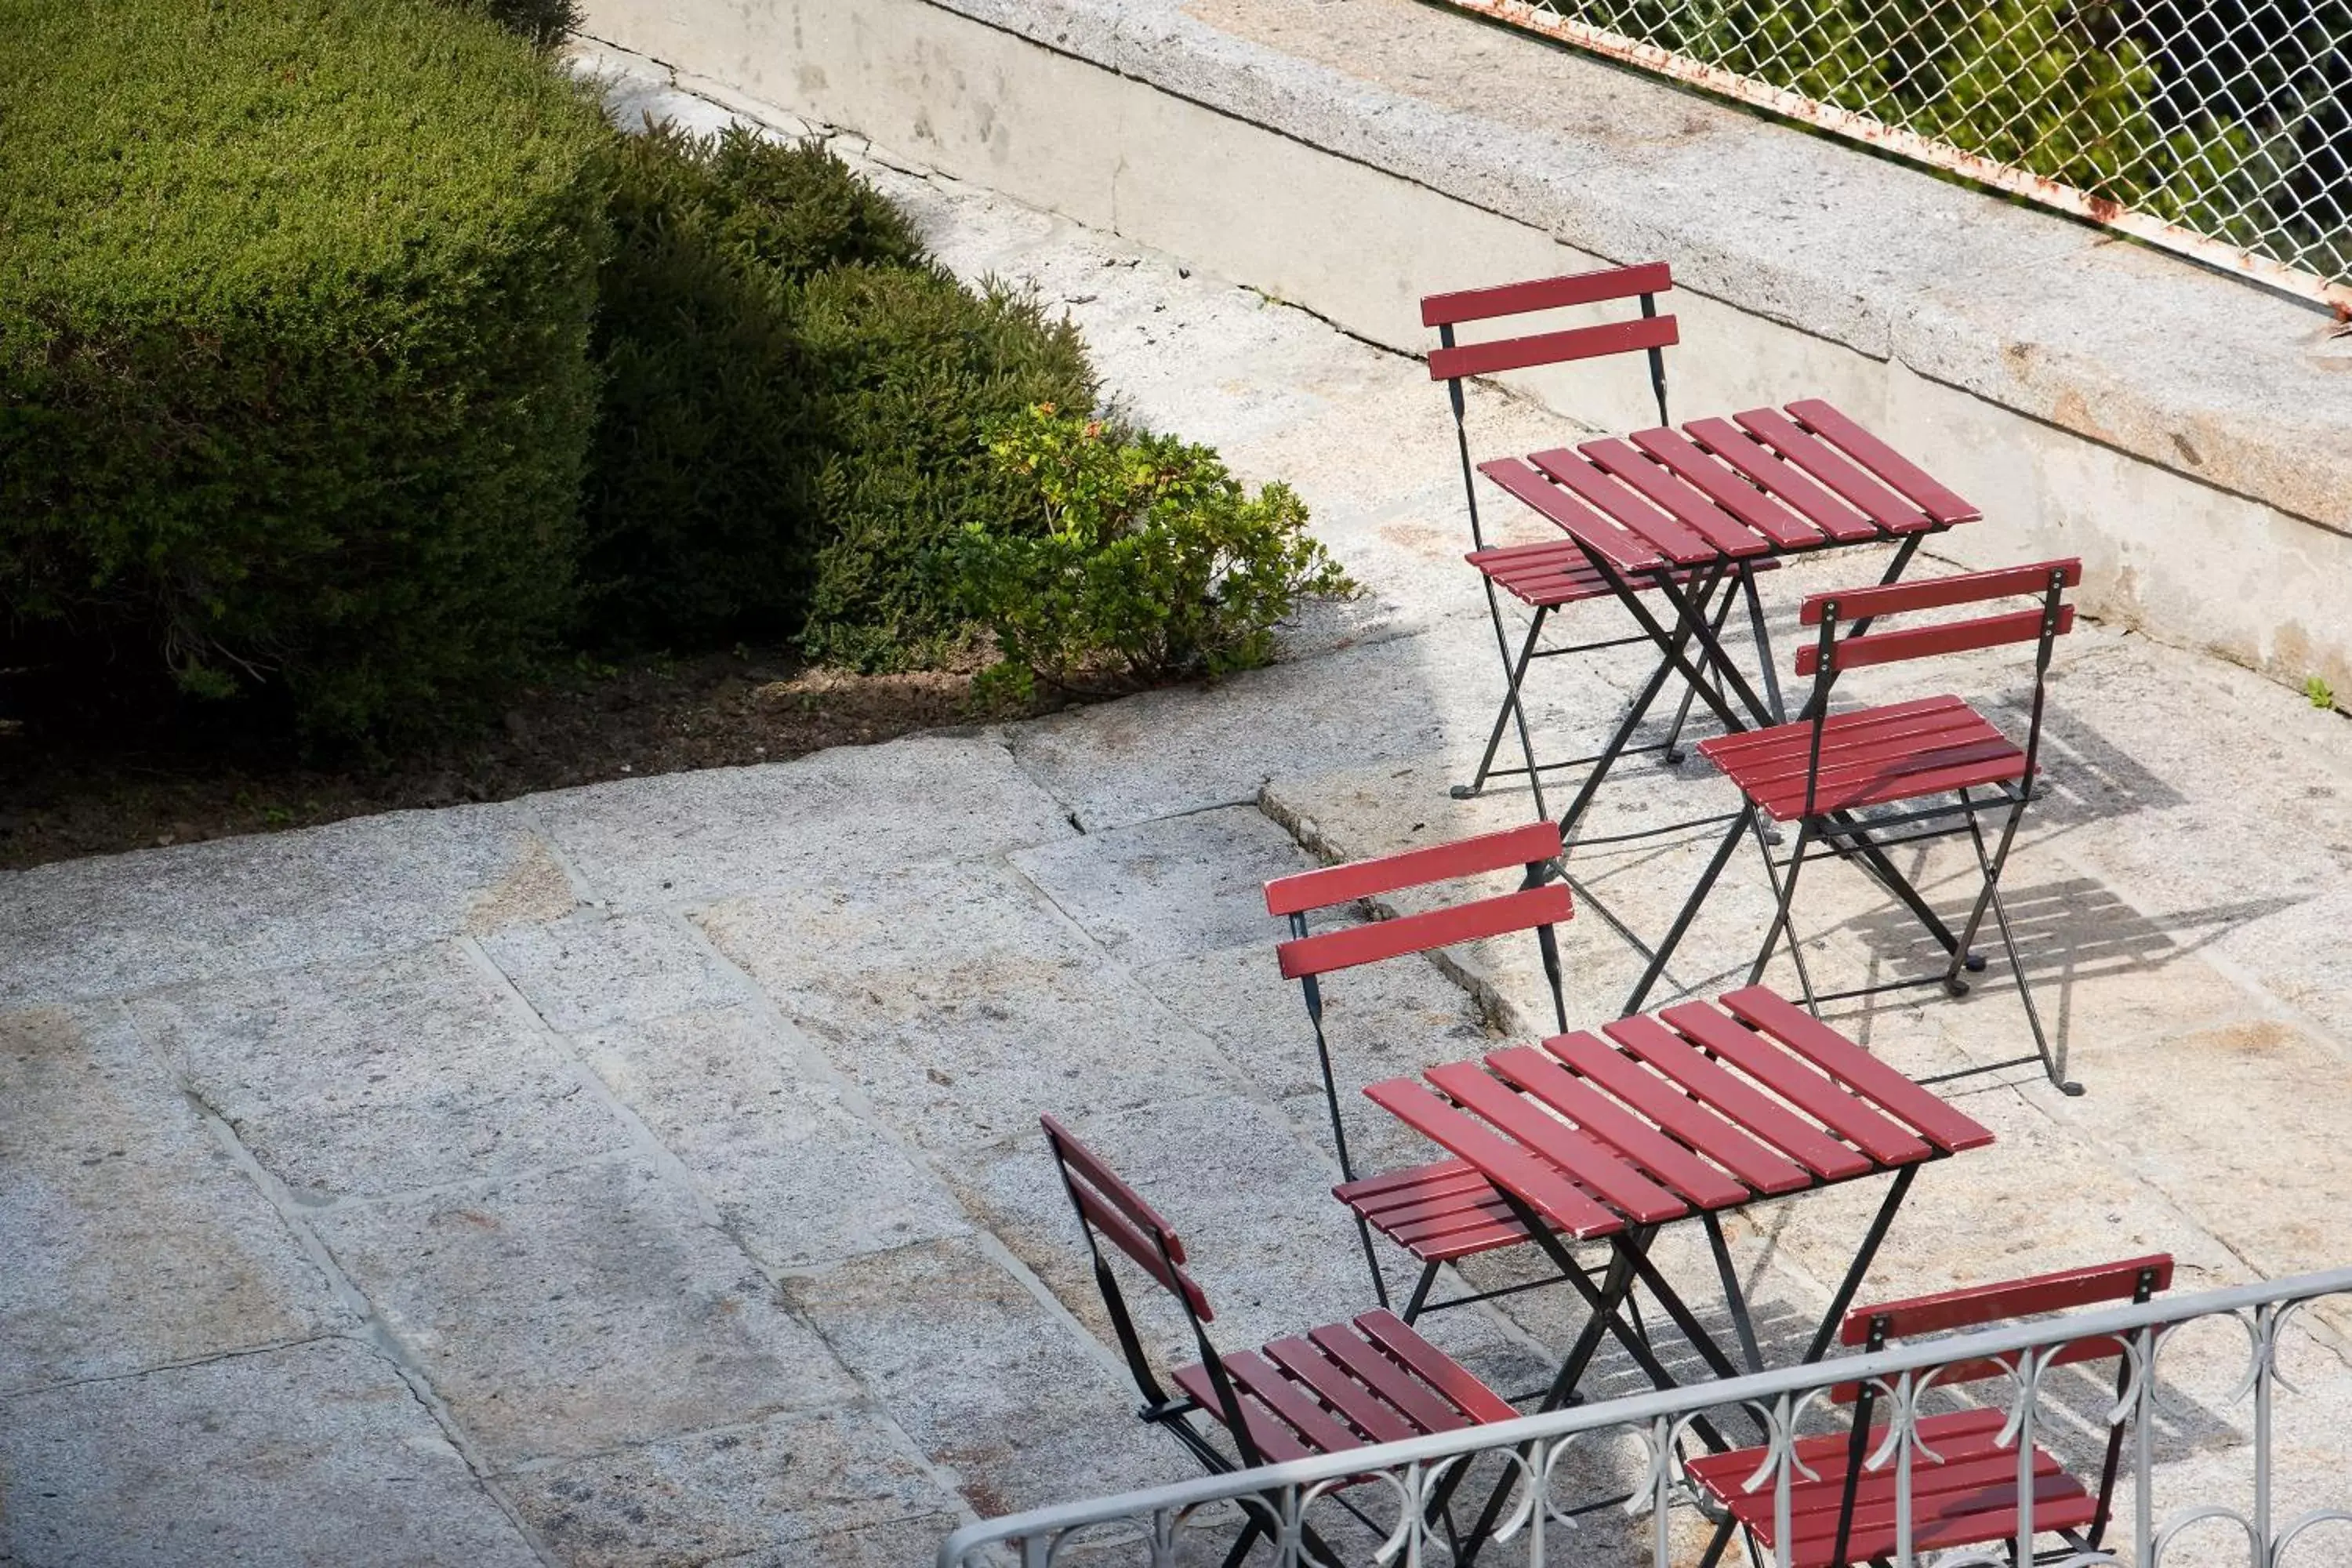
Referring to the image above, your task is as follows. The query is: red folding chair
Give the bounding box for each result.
[1687,1254,2172,1567]
[1628,559,2084,1093]
[1425,263,1774,841]
[1041,1114,1523,1566]
[1265,821,1572,1318]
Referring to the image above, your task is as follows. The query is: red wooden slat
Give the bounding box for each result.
[1425,1061,1690,1225]
[1742,735,2023,817]
[1736,406,1937,534]
[1841,1254,2174,1343]
[1545,1031,1813,1195]
[1602,1015,1874,1181]
[1629,426,1827,549]
[1724,740,2014,816]
[1685,1409,2008,1486]
[1712,704,2005,791]
[1335,1156,1488,1205]
[1783,1482,2092,1566]
[1479,458,1668,570]
[1224,1350,1364,1454]
[1579,437,1772,558]
[1351,1309,1519,1424]
[1835,1332,2140,1400]
[1363,1077,1625,1238]
[1485,1044,1751,1209]
[1788,398,1980,524]
[1529,448,1722,566]
[1069,1181,1216,1321]
[1799,559,2082,626]
[1803,605,2075,675]
[1262,1338,1420,1443]
[1265,821,1562,916]
[1277,884,1572,978]
[1754,752,2031,821]
[1715,707,2012,799]
[1698,695,1966,765]
[1719,986,1997,1152]
[1421,263,1672,327]
[1766,1462,2082,1548]
[1427,315,1678,381]
[1658,1004,1930,1167]
[1041,1113,1186,1261]
[1171,1366,1316,1463]
[1369,1190,1523,1243]
[1305,1323,1472,1434]
[1684,417,1878,543]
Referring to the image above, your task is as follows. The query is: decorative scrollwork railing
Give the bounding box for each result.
[937,1265,2352,1567]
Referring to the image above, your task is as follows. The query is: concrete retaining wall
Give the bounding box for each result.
[577,0,2352,697]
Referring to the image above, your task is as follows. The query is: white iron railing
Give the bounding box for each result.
[937,1265,2352,1566]
[1432,0,2351,313]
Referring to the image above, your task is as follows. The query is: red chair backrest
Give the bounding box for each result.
[1834,1253,2172,1397]
[1265,821,1569,980]
[1421,263,1676,383]
[1042,1114,1215,1322]
[1796,558,2082,677]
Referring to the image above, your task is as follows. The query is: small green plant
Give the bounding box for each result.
[950,406,1353,699]
[2307,674,2337,710]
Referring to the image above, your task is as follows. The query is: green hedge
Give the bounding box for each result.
[581,125,1093,665]
[0,0,612,750]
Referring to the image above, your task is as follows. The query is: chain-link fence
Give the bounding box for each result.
[1439,0,2351,309]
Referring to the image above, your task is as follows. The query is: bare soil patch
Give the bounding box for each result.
[0,646,1069,870]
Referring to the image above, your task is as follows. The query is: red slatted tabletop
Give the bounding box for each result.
[1477,398,1981,746]
[1356,984,1993,1407]
[1481,400,1980,578]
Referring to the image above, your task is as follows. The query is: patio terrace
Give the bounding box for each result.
[5,49,2352,1566]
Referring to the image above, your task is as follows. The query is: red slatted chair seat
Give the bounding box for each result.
[1334,1156,1560,1264]
[1468,542,1782,611]
[1697,694,2027,822]
[1170,1308,1518,1473]
[1685,1409,2096,1567]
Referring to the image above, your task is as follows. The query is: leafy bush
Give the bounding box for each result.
[579,125,925,648]
[949,406,1352,698]
[797,270,1094,670]
[582,123,1092,665]
[0,0,612,751]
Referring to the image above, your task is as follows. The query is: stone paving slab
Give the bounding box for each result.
[527,733,1076,911]
[0,1338,540,1567]
[499,1407,964,1568]
[779,1236,1181,1519]
[697,861,1252,1157]
[129,942,636,1203]
[310,1158,858,1468]
[0,806,568,1010]
[572,1004,971,1269]
[0,1004,347,1394]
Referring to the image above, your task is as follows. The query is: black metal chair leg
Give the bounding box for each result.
[1962,801,2081,1095]
[1661,571,1740,764]
[1624,806,1752,1014]
[1459,606,1550,803]
[1748,819,1820,1011]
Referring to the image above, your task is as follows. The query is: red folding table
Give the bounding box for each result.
[1479,398,1990,996]
[1352,984,1994,1417]
[1480,397,1979,810]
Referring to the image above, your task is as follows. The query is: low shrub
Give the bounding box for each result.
[797,270,1094,670]
[0,0,612,751]
[579,125,927,649]
[581,124,1092,665]
[949,406,1353,699]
